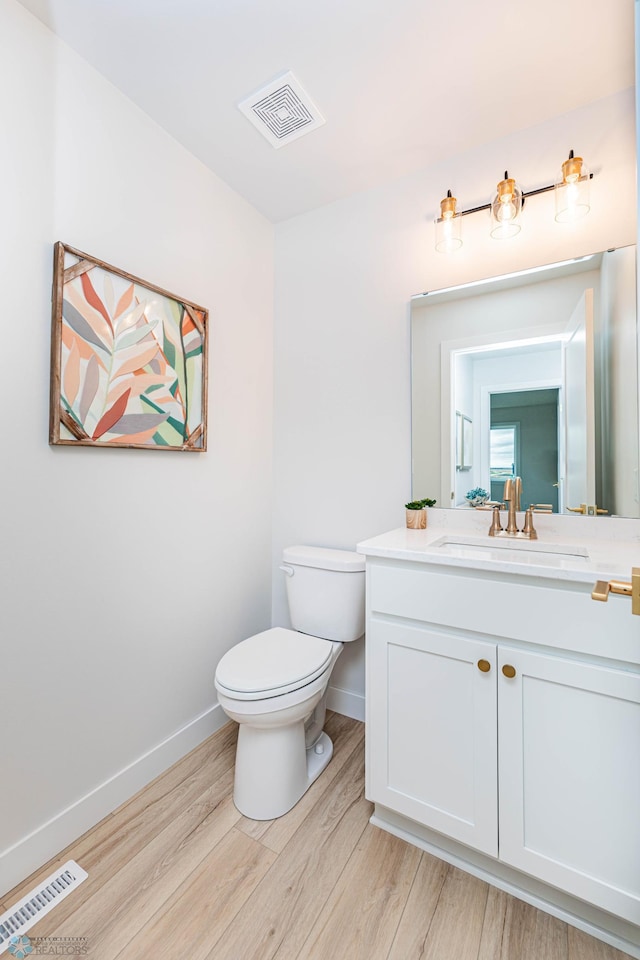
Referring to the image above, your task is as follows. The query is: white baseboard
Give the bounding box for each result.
[326,684,365,722]
[0,704,227,900]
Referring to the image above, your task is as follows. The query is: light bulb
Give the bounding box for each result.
[490,172,522,239]
[498,197,516,222]
[435,190,463,252]
[566,180,579,205]
[555,151,590,223]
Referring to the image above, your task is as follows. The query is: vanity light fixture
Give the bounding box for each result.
[434,150,593,252]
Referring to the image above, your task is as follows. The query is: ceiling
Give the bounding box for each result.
[17,0,635,222]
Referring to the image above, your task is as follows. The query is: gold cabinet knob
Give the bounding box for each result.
[502,664,516,679]
[477,659,491,673]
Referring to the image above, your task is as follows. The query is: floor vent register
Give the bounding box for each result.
[0,861,88,955]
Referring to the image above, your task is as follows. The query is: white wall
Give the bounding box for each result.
[0,0,274,896]
[273,89,636,717]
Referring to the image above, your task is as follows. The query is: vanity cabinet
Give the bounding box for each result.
[365,559,640,928]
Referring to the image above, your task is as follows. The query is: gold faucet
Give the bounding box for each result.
[488,476,537,539]
[504,476,521,534]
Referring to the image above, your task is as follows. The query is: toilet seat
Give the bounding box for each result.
[215,627,335,701]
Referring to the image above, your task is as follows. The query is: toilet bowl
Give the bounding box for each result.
[214,546,365,820]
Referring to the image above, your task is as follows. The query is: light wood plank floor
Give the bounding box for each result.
[2,713,634,960]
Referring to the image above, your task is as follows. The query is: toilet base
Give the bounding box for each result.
[233,723,334,821]
[305,730,334,785]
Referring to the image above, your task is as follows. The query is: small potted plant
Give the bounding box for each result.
[405,497,437,529]
[465,487,489,508]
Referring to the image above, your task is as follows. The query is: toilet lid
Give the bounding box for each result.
[215,627,334,698]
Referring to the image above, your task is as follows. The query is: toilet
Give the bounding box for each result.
[214,545,365,820]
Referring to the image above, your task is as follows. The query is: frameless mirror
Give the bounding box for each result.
[411,246,639,517]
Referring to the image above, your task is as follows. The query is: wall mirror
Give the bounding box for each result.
[411,245,639,518]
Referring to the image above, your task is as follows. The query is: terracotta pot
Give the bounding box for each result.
[406,508,427,529]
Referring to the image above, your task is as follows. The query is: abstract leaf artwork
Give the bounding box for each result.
[49,243,208,451]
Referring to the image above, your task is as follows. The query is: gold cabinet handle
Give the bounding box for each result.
[592,568,640,615]
[568,503,609,515]
[477,659,491,673]
[502,664,516,679]
[591,580,611,602]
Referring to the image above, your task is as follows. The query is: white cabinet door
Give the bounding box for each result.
[498,648,640,924]
[367,618,498,856]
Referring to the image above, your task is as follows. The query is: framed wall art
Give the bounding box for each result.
[49,242,208,451]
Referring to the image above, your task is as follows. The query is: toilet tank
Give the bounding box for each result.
[282,546,365,643]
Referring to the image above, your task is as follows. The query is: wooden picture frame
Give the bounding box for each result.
[49,243,208,451]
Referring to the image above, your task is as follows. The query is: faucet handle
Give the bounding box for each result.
[521,508,538,540]
[488,505,503,537]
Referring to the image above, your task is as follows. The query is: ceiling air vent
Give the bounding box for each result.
[238,71,325,148]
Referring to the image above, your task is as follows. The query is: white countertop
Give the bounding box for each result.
[357,511,640,585]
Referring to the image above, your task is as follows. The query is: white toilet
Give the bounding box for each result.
[214,545,365,820]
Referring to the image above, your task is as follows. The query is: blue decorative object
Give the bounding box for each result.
[465,487,489,507]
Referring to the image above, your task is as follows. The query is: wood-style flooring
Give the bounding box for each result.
[1,713,634,960]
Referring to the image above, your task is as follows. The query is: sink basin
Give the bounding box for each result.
[429,535,589,567]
